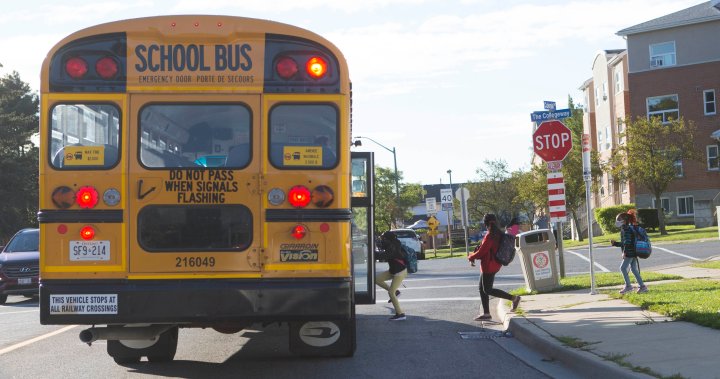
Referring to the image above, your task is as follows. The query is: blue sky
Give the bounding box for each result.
[0,0,701,184]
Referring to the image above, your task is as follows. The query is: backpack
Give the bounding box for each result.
[632,226,652,259]
[402,245,418,274]
[494,233,516,266]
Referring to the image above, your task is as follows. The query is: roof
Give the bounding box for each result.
[617,1,720,36]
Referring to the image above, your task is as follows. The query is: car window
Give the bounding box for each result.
[5,230,39,252]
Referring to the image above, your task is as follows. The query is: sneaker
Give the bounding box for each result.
[389,313,406,321]
[619,286,633,294]
[474,314,492,321]
[511,296,521,312]
[387,290,401,303]
[637,286,648,293]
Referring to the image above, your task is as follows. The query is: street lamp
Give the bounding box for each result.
[353,136,399,199]
[447,169,454,254]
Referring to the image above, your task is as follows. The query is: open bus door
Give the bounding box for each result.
[351,152,375,304]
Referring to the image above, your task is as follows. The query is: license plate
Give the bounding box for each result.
[18,277,32,285]
[69,241,110,261]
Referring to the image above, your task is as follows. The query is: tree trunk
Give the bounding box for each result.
[571,211,583,242]
[655,194,668,235]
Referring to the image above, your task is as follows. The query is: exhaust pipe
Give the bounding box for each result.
[80,325,175,344]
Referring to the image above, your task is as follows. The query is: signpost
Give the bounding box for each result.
[455,187,471,255]
[533,118,573,279]
[427,215,439,257]
[440,188,453,255]
[582,133,597,294]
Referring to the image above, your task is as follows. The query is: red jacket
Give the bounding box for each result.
[468,232,502,274]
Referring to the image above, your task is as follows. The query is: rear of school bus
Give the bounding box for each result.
[38,15,358,363]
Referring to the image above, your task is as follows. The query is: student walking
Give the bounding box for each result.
[375,231,407,321]
[611,211,648,294]
[468,214,521,321]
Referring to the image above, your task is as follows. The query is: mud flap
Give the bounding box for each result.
[288,317,356,357]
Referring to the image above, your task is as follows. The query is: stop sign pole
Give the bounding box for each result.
[533,119,572,279]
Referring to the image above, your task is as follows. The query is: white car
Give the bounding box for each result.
[390,229,425,260]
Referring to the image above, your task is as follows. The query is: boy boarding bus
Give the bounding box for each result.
[38,15,376,364]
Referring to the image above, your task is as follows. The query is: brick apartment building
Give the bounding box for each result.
[581,1,720,226]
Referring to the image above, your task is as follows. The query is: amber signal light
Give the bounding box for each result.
[306,56,327,79]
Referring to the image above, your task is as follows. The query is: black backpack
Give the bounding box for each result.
[402,245,418,274]
[494,233,516,266]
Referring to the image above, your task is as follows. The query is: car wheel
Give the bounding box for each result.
[0,295,7,305]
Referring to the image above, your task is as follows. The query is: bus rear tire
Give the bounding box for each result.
[288,315,356,357]
[107,325,179,364]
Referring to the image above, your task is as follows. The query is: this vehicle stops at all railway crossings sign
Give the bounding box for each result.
[533,120,572,162]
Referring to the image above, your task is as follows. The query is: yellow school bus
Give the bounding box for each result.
[38,15,376,363]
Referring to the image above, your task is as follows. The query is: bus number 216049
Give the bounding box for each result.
[175,256,216,267]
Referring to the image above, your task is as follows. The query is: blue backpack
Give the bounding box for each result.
[402,246,418,274]
[632,226,652,259]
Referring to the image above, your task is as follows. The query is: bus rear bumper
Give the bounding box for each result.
[40,278,352,325]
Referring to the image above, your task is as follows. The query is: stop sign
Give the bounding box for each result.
[533,120,573,162]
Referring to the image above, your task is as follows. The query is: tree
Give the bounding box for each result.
[372,166,424,233]
[606,116,700,235]
[0,71,39,242]
[466,159,519,226]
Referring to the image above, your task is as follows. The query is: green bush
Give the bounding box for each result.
[637,208,659,231]
[594,204,635,235]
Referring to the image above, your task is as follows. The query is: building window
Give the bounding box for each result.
[614,67,623,94]
[652,197,670,213]
[708,145,719,170]
[617,118,626,144]
[602,82,607,100]
[649,41,676,68]
[605,124,611,150]
[620,180,627,194]
[608,176,614,194]
[704,90,716,115]
[674,159,684,177]
[647,95,679,123]
[595,87,599,106]
[597,129,603,151]
[677,196,694,216]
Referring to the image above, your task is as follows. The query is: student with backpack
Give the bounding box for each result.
[468,214,521,321]
[610,211,648,294]
[375,231,407,321]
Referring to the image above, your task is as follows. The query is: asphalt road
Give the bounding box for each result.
[0,238,716,378]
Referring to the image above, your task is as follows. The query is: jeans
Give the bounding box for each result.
[620,257,645,288]
[376,269,407,314]
[479,272,514,314]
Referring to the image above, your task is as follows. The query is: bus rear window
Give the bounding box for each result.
[139,104,251,169]
[138,205,252,251]
[50,104,120,169]
[269,104,338,169]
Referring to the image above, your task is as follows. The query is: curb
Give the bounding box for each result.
[498,301,654,379]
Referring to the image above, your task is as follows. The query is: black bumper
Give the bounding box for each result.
[40,278,352,325]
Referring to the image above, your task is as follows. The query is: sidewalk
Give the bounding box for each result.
[498,264,720,379]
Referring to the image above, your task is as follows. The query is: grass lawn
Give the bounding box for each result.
[603,279,720,330]
[562,225,718,249]
[693,260,720,269]
[509,272,683,295]
[425,225,718,258]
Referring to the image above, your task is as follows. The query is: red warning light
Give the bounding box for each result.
[288,185,311,208]
[80,226,96,240]
[76,186,99,209]
[95,57,118,79]
[291,225,307,240]
[276,56,299,79]
[65,57,88,79]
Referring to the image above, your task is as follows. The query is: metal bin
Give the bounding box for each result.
[516,229,560,292]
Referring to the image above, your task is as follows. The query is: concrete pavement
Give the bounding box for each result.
[497,263,720,379]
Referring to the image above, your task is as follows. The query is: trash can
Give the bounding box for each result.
[516,229,560,292]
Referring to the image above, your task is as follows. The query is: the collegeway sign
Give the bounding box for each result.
[532,120,573,162]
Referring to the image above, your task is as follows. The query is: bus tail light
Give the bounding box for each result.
[76,186,99,208]
[288,185,311,208]
[95,57,119,79]
[311,185,334,207]
[306,56,327,79]
[52,186,75,209]
[65,57,88,79]
[276,56,298,79]
[291,225,307,240]
[80,226,96,240]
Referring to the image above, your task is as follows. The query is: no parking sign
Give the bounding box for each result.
[531,251,552,280]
